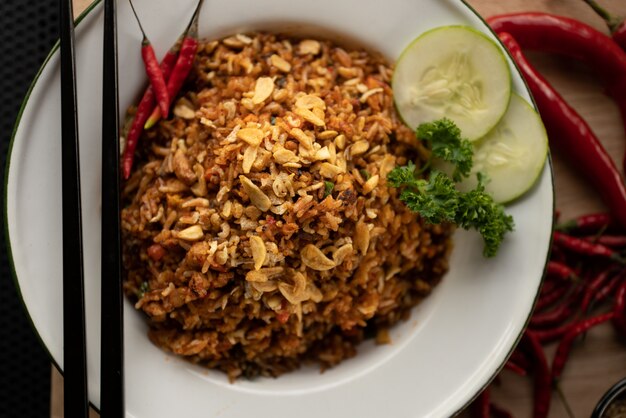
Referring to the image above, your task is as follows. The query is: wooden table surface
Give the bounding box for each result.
[51,0,626,416]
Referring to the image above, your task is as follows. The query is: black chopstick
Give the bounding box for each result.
[100,0,125,416]
[59,0,89,417]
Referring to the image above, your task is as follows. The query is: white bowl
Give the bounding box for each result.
[5,0,553,417]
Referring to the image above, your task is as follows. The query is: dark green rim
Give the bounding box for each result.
[3,0,554,416]
[2,0,103,410]
[451,0,555,416]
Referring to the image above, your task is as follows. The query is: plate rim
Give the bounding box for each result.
[449,2,556,413]
[3,0,555,416]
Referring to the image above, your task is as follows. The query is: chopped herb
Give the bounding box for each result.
[389,119,514,257]
[270,116,276,125]
[324,181,335,198]
[138,281,150,298]
[359,169,371,181]
[417,118,473,182]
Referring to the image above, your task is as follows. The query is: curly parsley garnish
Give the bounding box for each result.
[417,118,473,182]
[390,165,458,224]
[389,119,514,257]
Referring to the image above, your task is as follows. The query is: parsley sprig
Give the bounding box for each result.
[389,119,514,257]
[417,118,473,182]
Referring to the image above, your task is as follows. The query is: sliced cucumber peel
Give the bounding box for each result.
[393,25,512,141]
[457,94,549,203]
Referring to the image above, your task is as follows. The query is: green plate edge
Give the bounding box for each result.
[450,1,555,416]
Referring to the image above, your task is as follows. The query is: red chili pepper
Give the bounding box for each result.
[553,231,622,262]
[595,274,623,304]
[141,42,170,117]
[536,283,569,311]
[144,0,204,129]
[488,13,626,176]
[616,24,626,50]
[470,387,490,418]
[546,261,579,282]
[532,283,581,326]
[530,301,576,328]
[522,331,551,418]
[580,269,617,313]
[494,32,626,230]
[552,312,615,382]
[549,245,566,263]
[488,13,626,92]
[122,0,204,179]
[585,235,626,248]
[489,403,514,418]
[532,321,574,344]
[122,40,179,179]
[504,360,528,377]
[510,348,530,369]
[509,349,532,371]
[613,280,626,336]
[129,0,170,117]
[540,279,558,295]
[555,213,613,234]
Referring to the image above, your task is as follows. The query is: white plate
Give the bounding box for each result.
[5,0,554,417]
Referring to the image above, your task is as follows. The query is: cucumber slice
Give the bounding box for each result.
[457,94,548,203]
[393,26,511,141]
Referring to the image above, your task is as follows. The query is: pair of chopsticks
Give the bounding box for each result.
[59,0,124,416]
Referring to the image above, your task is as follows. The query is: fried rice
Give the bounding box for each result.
[121,32,453,380]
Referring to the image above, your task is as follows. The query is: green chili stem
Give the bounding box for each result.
[582,0,623,33]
